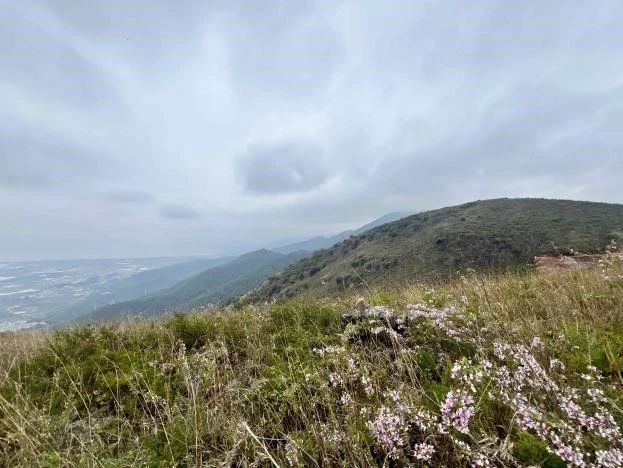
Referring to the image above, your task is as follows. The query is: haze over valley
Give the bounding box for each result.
[0,257,192,331]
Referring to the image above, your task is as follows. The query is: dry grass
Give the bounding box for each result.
[0,330,48,377]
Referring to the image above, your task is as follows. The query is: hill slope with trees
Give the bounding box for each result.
[249,198,623,302]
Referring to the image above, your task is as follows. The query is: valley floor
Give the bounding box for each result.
[1,256,622,467]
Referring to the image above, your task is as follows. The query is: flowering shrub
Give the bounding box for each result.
[329,301,623,466]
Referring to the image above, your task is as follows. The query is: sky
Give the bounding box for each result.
[1,0,622,261]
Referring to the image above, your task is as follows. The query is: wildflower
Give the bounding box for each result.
[371,325,400,339]
[547,436,587,467]
[587,387,605,404]
[470,452,492,467]
[439,389,474,434]
[411,442,435,461]
[368,406,406,459]
[592,410,622,442]
[340,392,353,406]
[596,448,623,467]
[493,341,511,360]
[531,336,544,349]
[361,375,375,395]
[387,390,401,403]
[329,372,343,388]
[320,424,344,445]
[312,345,345,357]
[285,440,300,466]
[411,408,435,431]
[347,356,357,370]
[407,304,473,340]
[511,394,548,438]
[450,360,464,380]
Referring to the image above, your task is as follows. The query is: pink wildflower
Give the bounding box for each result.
[439,389,474,434]
[411,442,435,461]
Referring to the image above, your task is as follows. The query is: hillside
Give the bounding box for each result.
[273,212,410,254]
[249,198,623,302]
[82,249,305,321]
[2,260,622,466]
[55,256,232,322]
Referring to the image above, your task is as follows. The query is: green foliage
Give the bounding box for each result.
[513,432,566,468]
[166,312,218,349]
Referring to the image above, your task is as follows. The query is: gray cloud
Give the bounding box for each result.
[239,143,328,194]
[101,190,155,204]
[382,84,621,190]
[1,0,623,260]
[160,205,200,219]
[0,119,110,190]
[0,1,121,111]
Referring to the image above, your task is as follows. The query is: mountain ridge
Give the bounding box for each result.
[273,212,411,254]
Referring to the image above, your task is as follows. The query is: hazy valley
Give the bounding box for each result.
[0,257,192,332]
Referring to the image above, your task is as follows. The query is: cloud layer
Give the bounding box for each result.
[1,0,622,260]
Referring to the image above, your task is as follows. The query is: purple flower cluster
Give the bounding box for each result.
[439,389,474,434]
[366,391,436,461]
[411,442,435,461]
[596,448,623,467]
[407,304,474,340]
[337,302,623,465]
[367,405,407,459]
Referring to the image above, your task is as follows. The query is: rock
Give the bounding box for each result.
[355,297,369,313]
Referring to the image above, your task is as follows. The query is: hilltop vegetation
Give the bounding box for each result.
[83,250,305,322]
[249,198,623,303]
[1,256,622,466]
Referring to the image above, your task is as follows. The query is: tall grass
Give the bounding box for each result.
[1,260,622,466]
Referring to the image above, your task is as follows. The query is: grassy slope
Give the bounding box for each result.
[249,198,623,302]
[83,249,305,321]
[1,259,622,466]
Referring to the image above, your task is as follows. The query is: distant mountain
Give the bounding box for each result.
[57,257,231,322]
[82,249,306,321]
[274,212,410,254]
[248,198,623,302]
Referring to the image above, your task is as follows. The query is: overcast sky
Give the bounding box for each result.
[1,1,622,261]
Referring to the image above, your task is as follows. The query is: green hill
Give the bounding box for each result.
[82,249,305,321]
[249,198,623,302]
